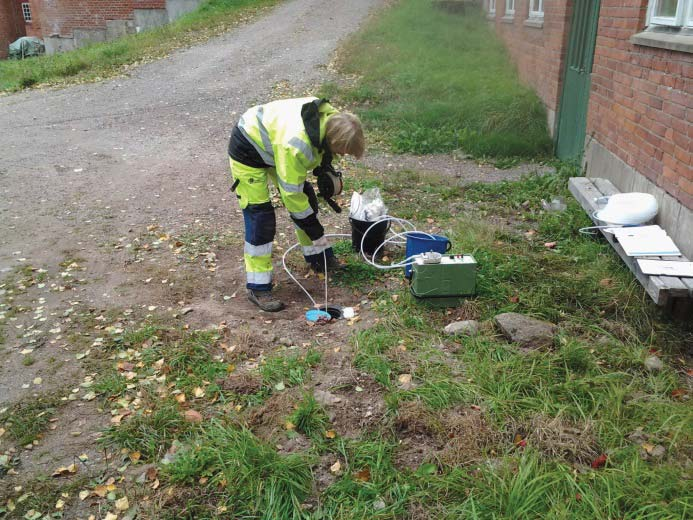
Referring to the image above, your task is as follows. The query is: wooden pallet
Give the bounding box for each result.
[569,177,693,309]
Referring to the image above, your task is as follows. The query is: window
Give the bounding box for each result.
[21,2,32,23]
[489,0,496,15]
[529,0,544,19]
[648,0,693,28]
[505,0,515,17]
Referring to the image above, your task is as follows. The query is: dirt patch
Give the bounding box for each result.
[360,152,552,185]
[219,372,264,395]
[246,390,299,442]
[437,408,503,467]
[524,415,600,465]
[315,374,386,438]
[311,453,339,494]
[392,401,442,470]
[393,404,504,470]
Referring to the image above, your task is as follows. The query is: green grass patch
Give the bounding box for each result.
[260,348,322,388]
[324,0,551,158]
[332,240,385,288]
[288,393,329,439]
[100,402,194,461]
[164,422,313,519]
[0,0,280,92]
[0,394,61,446]
[316,437,410,518]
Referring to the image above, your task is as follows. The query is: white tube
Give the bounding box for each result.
[281,216,438,306]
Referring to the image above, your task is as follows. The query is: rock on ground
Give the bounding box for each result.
[444,320,479,337]
[644,355,664,372]
[494,312,556,349]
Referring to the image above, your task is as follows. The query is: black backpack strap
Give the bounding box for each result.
[301,98,330,151]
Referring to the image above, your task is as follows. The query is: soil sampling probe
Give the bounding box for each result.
[283,216,477,321]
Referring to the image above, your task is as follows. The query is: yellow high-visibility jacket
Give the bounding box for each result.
[235,97,338,240]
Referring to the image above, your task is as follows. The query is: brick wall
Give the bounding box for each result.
[28,0,145,37]
[488,1,573,134]
[0,0,27,58]
[26,0,42,37]
[133,1,166,7]
[588,0,693,210]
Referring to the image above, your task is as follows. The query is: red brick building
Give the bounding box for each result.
[486,0,693,257]
[1,0,199,55]
[0,1,27,58]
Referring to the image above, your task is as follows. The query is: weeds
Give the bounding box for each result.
[0,393,61,446]
[165,422,313,519]
[260,349,322,388]
[289,394,329,439]
[100,403,193,461]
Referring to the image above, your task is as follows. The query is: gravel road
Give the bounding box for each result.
[0,0,383,274]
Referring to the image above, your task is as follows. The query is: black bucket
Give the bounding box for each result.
[350,218,390,256]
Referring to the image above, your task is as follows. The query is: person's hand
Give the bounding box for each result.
[313,236,329,248]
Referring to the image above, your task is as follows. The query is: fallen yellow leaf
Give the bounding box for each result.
[129,451,141,463]
[115,496,129,511]
[325,430,337,439]
[52,464,77,477]
[175,393,186,404]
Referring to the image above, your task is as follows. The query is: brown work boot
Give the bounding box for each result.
[247,289,285,312]
[311,256,345,274]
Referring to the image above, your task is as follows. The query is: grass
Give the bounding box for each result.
[0,0,280,92]
[288,394,329,439]
[0,394,61,446]
[164,422,313,519]
[322,0,552,158]
[260,348,322,388]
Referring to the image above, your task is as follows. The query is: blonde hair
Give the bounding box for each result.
[326,112,365,158]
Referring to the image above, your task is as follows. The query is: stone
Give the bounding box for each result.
[494,312,556,349]
[444,320,479,337]
[278,337,293,347]
[648,444,666,460]
[644,355,663,372]
[314,389,341,406]
[373,499,386,511]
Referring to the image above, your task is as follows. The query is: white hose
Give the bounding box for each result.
[281,216,435,307]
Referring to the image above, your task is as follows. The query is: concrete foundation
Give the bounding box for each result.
[584,139,693,259]
[43,0,203,55]
[546,107,556,138]
[166,0,203,22]
[106,19,136,40]
[133,9,168,32]
[44,35,75,54]
[73,28,106,48]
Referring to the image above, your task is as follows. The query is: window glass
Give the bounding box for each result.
[654,0,679,18]
[22,3,32,22]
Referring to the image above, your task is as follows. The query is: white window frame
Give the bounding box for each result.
[647,0,693,28]
[21,2,32,23]
[489,0,496,15]
[505,0,516,17]
[528,0,544,19]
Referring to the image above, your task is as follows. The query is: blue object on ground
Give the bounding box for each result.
[405,232,452,278]
[305,309,332,322]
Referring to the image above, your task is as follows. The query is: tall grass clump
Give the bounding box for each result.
[327,0,551,158]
